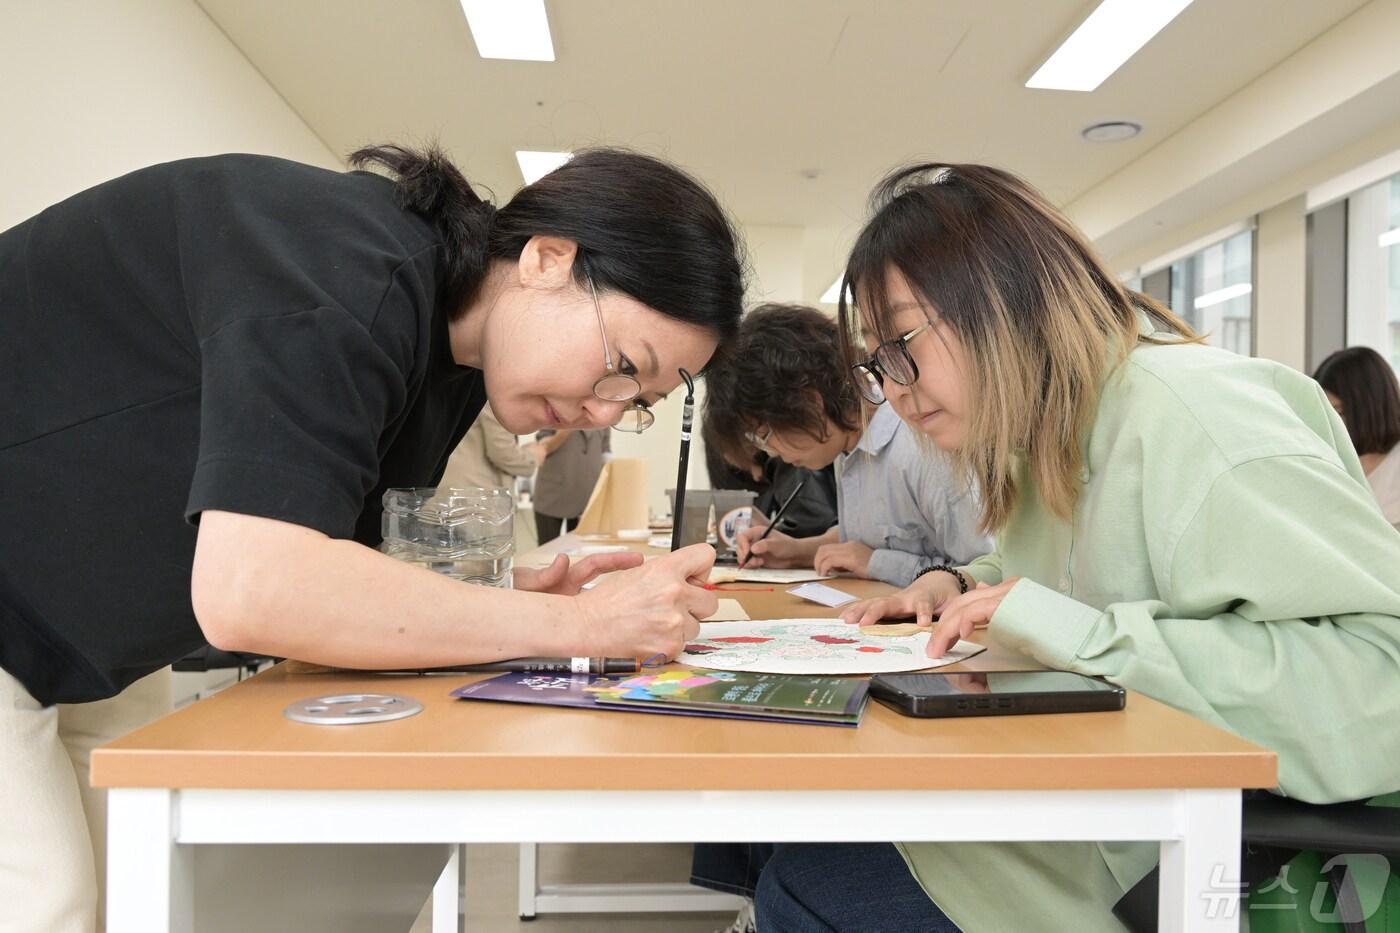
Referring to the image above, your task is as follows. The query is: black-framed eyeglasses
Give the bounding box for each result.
[586,273,655,433]
[849,322,933,405]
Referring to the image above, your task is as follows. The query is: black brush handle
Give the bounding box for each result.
[670,369,696,551]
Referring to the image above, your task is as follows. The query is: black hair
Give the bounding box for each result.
[1314,346,1400,456]
[348,143,746,346]
[701,303,861,446]
[701,417,767,493]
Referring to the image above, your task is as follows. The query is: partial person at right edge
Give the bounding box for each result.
[1314,345,1400,529]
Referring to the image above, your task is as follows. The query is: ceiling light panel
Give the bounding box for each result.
[461,0,555,62]
[516,150,572,184]
[1027,0,1194,92]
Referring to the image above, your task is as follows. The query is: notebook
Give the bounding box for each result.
[452,669,868,726]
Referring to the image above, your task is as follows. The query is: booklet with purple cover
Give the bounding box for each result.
[451,669,868,727]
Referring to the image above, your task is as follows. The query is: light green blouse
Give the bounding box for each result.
[898,333,1400,931]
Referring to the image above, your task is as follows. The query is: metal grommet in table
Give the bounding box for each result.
[283,693,423,725]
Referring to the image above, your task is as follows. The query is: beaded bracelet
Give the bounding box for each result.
[914,563,969,594]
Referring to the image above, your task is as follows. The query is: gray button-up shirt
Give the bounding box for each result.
[532,429,610,519]
[835,402,991,587]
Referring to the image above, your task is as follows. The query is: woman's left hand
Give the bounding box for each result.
[813,541,874,578]
[926,578,1021,658]
[514,552,644,595]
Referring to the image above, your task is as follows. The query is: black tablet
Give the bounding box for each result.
[869,670,1125,718]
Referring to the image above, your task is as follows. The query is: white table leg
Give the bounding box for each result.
[105,788,192,933]
[1158,789,1242,932]
[431,843,464,933]
[517,842,538,919]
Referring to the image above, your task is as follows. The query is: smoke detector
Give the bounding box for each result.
[1081,121,1142,142]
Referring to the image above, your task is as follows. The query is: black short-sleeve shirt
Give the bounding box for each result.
[0,155,486,704]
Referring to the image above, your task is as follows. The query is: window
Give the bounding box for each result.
[1167,230,1254,356]
[1345,174,1400,371]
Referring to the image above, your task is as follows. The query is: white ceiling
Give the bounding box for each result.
[198,0,1369,232]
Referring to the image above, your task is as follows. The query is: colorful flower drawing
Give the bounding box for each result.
[676,620,982,675]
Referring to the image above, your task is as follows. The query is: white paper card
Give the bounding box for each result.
[787,582,858,608]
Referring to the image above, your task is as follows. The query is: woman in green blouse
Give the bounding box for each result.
[751,164,1400,932]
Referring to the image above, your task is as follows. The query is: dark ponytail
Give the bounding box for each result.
[349,143,495,314]
[349,142,745,344]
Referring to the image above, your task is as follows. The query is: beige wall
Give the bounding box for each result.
[0,0,339,232]
[1254,196,1309,369]
[744,225,805,304]
[0,0,341,700]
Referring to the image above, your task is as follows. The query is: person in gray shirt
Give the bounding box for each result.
[532,428,610,543]
[704,304,989,586]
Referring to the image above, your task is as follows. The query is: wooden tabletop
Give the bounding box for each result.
[92,537,1277,792]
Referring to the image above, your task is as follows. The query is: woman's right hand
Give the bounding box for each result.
[733,514,768,566]
[839,570,966,628]
[576,543,718,660]
[736,523,810,568]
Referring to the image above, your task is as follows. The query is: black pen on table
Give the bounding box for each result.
[737,479,806,570]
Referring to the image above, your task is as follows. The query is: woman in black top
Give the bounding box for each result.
[0,144,743,930]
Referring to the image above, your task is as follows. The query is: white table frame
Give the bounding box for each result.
[516,842,745,918]
[106,786,1242,932]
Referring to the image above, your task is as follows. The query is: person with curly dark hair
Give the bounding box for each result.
[693,304,988,927]
[702,417,839,540]
[701,303,988,587]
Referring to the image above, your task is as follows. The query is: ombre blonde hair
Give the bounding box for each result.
[839,163,1199,533]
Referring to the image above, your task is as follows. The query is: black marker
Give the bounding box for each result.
[670,368,696,551]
